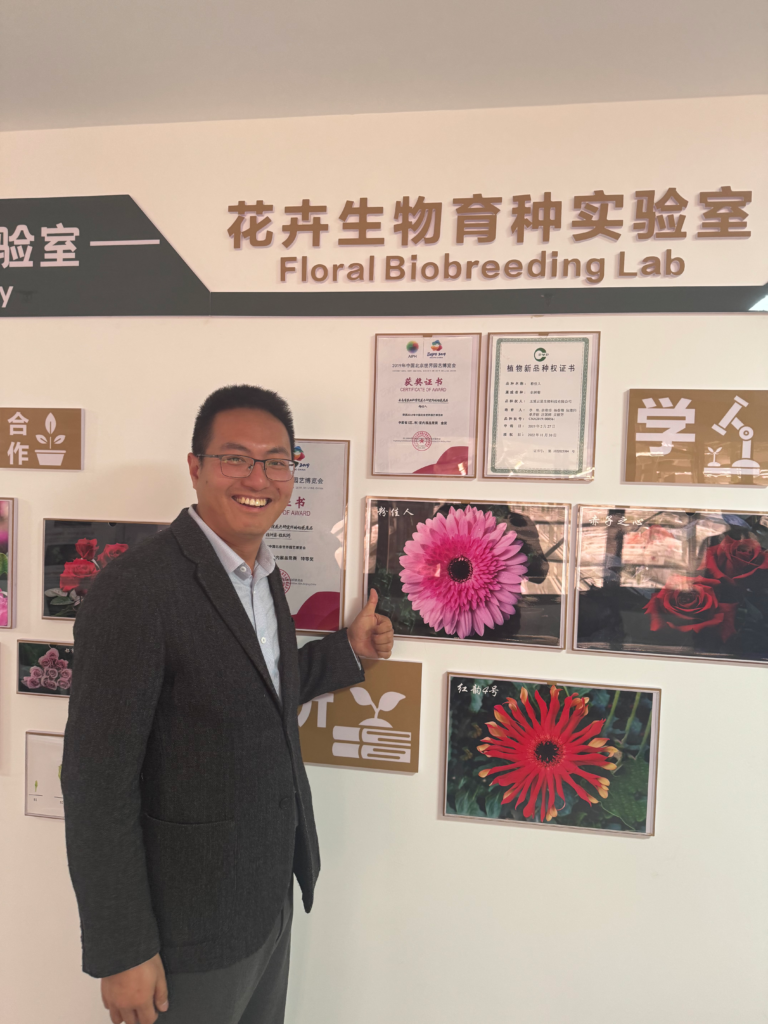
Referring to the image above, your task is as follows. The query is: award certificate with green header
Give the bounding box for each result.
[484,333,599,480]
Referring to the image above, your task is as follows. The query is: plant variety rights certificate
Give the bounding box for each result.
[485,332,599,480]
[265,439,349,632]
[372,334,480,477]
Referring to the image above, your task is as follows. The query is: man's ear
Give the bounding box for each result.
[187,452,201,488]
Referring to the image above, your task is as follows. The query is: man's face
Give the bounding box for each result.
[188,408,294,546]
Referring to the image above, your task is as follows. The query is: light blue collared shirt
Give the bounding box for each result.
[187,506,282,699]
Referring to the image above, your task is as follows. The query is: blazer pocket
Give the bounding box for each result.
[142,815,237,949]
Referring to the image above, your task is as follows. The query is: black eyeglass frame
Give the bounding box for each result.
[195,454,298,479]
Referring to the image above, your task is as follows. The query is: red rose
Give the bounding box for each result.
[60,558,100,592]
[701,536,768,582]
[644,581,737,641]
[75,538,98,560]
[97,543,129,567]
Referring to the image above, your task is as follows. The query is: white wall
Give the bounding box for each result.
[0,312,766,1024]
[1,99,767,1024]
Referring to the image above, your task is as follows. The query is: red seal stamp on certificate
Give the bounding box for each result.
[412,430,432,452]
[280,568,291,592]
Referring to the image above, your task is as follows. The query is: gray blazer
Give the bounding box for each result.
[62,510,365,978]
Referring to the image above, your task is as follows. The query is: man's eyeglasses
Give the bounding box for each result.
[196,454,297,482]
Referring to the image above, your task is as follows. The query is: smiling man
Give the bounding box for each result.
[62,384,394,1024]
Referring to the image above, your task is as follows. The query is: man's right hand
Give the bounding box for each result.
[101,953,169,1024]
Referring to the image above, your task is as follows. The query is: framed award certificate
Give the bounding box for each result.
[484,332,599,480]
[372,334,480,477]
[265,439,349,633]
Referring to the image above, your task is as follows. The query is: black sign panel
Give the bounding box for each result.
[0,195,209,316]
[1,195,765,317]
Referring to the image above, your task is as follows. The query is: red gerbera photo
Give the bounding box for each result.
[477,686,618,823]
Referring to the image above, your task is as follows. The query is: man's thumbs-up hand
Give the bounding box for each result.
[347,589,394,660]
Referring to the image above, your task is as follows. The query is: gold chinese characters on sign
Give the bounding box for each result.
[298,659,421,774]
[625,390,767,486]
[227,187,753,289]
[0,409,83,471]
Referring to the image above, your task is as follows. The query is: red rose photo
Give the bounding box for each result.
[576,506,768,664]
[700,535,768,582]
[44,519,166,619]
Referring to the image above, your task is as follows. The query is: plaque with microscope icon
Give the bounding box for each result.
[625,389,767,486]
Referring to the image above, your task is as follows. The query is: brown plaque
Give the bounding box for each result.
[0,408,83,470]
[625,390,767,486]
[298,659,421,773]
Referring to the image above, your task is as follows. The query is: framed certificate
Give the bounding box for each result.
[573,504,768,664]
[26,732,65,819]
[265,439,349,633]
[372,334,480,477]
[484,332,599,480]
[364,497,568,649]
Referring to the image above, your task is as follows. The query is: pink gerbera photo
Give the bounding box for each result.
[398,505,528,639]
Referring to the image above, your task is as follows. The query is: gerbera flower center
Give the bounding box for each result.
[447,555,473,582]
[534,739,562,765]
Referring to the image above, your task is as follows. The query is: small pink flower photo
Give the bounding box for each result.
[17,642,75,697]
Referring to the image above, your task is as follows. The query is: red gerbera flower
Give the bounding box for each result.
[477,686,618,823]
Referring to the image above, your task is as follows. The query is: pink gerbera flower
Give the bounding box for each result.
[398,505,528,639]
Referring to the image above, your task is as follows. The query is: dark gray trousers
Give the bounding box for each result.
[162,889,293,1024]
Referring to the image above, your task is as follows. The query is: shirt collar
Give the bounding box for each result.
[187,506,275,581]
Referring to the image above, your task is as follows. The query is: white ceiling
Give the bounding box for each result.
[1,0,767,132]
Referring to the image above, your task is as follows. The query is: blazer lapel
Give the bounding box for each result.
[268,568,299,717]
[170,511,281,711]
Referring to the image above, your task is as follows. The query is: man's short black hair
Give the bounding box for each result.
[192,385,295,456]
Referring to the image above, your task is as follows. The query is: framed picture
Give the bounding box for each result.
[18,641,74,696]
[444,674,660,837]
[43,519,167,619]
[372,333,481,477]
[364,498,568,648]
[298,659,421,774]
[0,497,17,628]
[26,732,65,819]
[573,505,768,663]
[484,332,599,480]
[265,438,349,633]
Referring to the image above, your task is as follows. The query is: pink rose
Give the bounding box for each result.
[23,675,42,689]
[58,670,72,688]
